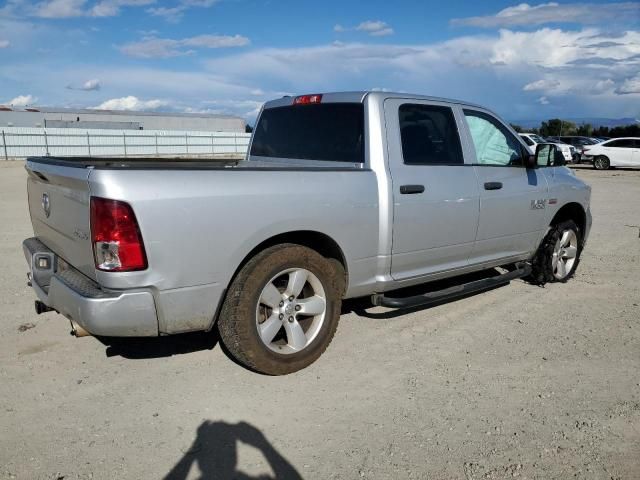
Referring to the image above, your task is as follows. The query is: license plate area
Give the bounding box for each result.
[30,251,56,288]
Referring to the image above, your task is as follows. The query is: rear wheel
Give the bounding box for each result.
[217,244,342,375]
[528,220,582,285]
[593,156,610,170]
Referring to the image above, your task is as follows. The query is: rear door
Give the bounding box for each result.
[384,99,480,280]
[460,109,549,264]
[26,160,96,279]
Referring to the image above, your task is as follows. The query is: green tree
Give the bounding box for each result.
[539,119,576,136]
[510,123,524,133]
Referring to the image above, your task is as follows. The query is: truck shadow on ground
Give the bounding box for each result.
[96,330,219,359]
[164,420,302,480]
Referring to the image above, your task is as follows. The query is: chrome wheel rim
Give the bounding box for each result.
[255,268,327,354]
[552,229,578,280]
[595,157,607,169]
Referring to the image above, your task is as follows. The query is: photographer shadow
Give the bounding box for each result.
[164,421,302,480]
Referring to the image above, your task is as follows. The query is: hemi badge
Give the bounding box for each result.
[549,198,558,205]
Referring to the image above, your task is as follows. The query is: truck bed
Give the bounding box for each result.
[26,156,241,170]
[26,156,366,171]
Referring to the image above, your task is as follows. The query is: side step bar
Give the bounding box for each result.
[371,263,532,309]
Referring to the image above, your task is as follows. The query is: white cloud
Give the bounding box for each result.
[67,78,101,91]
[82,78,101,90]
[523,79,561,91]
[0,40,10,48]
[22,0,154,17]
[452,2,640,28]
[147,6,184,22]
[33,0,86,18]
[3,25,640,121]
[146,0,219,22]
[94,96,168,111]
[120,34,250,58]
[7,95,37,107]
[537,96,550,105]
[90,0,155,17]
[616,75,640,94]
[335,19,394,37]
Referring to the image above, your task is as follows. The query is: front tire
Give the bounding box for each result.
[217,244,342,375]
[593,156,610,170]
[528,220,582,285]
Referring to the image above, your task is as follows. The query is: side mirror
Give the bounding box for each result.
[533,143,560,168]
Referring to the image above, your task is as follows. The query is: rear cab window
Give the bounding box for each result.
[250,103,364,163]
[398,104,464,165]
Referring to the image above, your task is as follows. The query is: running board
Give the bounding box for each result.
[371,264,532,309]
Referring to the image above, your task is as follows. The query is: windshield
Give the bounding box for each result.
[250,103,365,163]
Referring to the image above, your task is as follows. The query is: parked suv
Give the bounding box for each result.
[519,133,572,163]
[583,137,640,170]
[23,91,592,374]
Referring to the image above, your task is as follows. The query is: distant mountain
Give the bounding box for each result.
[509,117,639,129]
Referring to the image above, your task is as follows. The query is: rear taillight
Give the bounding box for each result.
[90,197,147,272]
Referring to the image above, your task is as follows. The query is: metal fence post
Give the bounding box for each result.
[185,132,189,155]
[123,132,127,157]
[87,131,91,157]
[44,130,50,156]
[2,130,7,161]
[211,133,215,155]
[155,133,159,155]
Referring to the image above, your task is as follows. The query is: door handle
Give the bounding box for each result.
[484,182,503,190]
[400,184,425,195]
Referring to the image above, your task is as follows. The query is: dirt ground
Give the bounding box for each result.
[0,161,638,480]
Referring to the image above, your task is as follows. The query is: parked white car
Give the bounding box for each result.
[583,137,640,170]
[519,133,573,163]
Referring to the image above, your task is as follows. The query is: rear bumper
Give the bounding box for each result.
[23,237,159,337]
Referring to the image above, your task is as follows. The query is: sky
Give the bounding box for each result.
[0,0,639,123]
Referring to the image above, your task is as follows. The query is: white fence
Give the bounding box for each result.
[0,127,251,159]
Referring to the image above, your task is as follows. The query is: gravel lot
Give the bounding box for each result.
[1,161,638,480]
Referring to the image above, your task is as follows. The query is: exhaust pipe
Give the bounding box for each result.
[34,300,54,315]
[70,321,91,338]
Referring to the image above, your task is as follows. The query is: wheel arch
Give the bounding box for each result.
[550,202,587,244]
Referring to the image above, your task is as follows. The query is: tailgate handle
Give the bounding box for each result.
[484,182,503,190]
[400,184,425,195]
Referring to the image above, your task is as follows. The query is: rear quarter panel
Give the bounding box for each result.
[88,168,380,333]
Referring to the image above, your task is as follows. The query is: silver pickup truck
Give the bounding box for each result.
[23,91,592,375]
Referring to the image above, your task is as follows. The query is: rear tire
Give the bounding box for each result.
[593,156,610,170]
[528,220,582,285]
[217,244,342,375]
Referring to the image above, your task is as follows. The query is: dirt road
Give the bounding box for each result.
[1,162,638,479]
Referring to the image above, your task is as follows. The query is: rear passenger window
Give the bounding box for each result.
[399,104,463,165]
[605,139,633,148]
[463,110,523,166]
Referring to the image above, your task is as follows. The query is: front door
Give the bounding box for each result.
[460,109,549,264]
[603,139,635,166]
[384,99,480,280]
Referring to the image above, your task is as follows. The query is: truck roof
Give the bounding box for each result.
[263,91,486,110]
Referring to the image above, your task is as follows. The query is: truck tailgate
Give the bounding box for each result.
[26,160,96,280]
